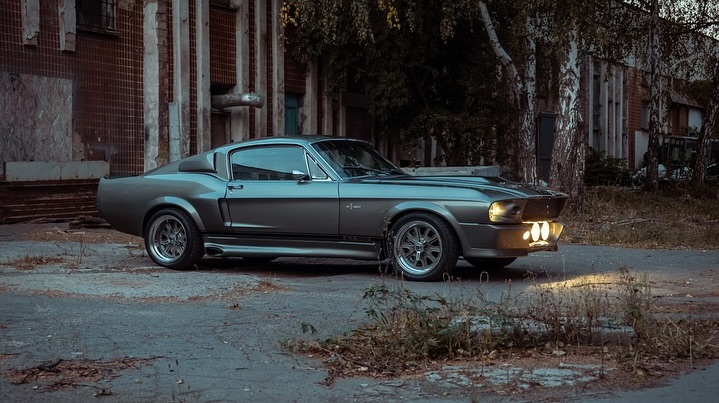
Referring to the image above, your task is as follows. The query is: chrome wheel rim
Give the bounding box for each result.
[148,215,187,264]
[393,220,443,276]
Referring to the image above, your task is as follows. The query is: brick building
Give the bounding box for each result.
[0,1,715,222]
[0,0,378,179]
[582,60,710,172]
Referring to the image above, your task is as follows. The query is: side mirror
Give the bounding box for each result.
[291,170,310,181]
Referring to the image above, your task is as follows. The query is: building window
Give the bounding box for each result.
[641,101,650,130]
[285,93,301,135]
[77,0,116,32]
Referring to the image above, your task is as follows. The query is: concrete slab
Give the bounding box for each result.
[2,161,109,181]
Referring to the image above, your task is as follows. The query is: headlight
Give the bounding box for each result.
[488,201,522,223]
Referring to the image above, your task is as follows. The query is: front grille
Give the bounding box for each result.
[522,197,568,220]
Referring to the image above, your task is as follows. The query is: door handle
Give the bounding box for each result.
[228,184,244,190]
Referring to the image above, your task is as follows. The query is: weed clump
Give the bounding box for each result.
[288,268,719,384]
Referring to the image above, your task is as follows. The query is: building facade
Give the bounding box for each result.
[1,0,375,178]
[0,0,714,180]
[584,59,712,172]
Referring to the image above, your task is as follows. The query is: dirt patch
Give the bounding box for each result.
[0,255,66,270]
[308,341,711,397]
[8,357,154,392]
[20,226,142,245]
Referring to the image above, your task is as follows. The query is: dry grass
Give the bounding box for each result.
[9,357,154,391]
[562,186,719,250]
[287,269,719,385]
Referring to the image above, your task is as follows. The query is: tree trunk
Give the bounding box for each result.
[550,28,585,202]
[521,20,538,185]
[479,1,538,184]
[645,0,661,191]
[692,61,719,187]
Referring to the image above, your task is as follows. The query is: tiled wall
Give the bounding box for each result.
[248,0,257,137]
[284,26,305,94]
[0,0,145,175]
[210,5,237,86]
[266,1,273,136]
[2,0,305,174]
[156,0,172,166]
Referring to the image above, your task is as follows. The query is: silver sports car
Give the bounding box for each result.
[97,135,568,281]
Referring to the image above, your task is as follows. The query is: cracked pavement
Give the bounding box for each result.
[1,223,718,402]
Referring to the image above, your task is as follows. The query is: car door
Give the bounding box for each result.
[225,144,339,237]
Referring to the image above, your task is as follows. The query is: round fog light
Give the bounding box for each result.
[541,221,550,240]
[531,222,540,242]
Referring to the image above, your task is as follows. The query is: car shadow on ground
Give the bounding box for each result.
[194,257,549,284]
[197,257,389,278]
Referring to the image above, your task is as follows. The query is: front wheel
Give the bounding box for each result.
[389,213,459,281]
[144,208,204,270]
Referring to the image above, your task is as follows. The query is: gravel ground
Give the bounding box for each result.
[1,222,718,402]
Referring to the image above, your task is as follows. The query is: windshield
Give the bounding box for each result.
[312,140,405,179]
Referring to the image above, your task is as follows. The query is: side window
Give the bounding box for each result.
[307,155,329,180]
[231,145,307,181]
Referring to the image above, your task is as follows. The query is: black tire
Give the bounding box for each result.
[464,257,517,270]
[144,208,204,270]
[389,213,459,281]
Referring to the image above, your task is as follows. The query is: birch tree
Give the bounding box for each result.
[478,1,539,184]
[671,1,719,188]
[693,59,719,186]
[644,0,663,191]
[550,26,586,200]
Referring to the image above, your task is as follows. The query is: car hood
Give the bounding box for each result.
[358,175,568,199]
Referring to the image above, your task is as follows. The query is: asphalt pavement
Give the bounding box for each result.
[0,223,718,402]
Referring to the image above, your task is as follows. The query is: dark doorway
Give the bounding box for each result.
[343,92,372,142]
[537,113,556,183]
[211,112,229,148]
[285,93,300,135]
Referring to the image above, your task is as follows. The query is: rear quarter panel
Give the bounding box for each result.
[97,173,229,237]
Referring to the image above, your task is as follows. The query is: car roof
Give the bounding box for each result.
[212,135,367,153]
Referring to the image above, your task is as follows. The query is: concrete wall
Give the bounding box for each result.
[2,161,109,181]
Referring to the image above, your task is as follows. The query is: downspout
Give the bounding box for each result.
[211,93,265,109]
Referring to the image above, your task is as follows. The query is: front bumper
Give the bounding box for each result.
[459,221,565,258]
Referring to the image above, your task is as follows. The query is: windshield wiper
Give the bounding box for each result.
[343,166,401,177]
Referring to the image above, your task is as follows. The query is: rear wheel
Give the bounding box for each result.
[144,208,204,270]
[464,257,517,270]
[389,213,459,281]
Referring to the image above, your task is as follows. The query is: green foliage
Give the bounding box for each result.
[584,147,630,186]
[284,0,519,165]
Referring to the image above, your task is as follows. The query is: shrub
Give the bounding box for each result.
[584,147,631,186]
